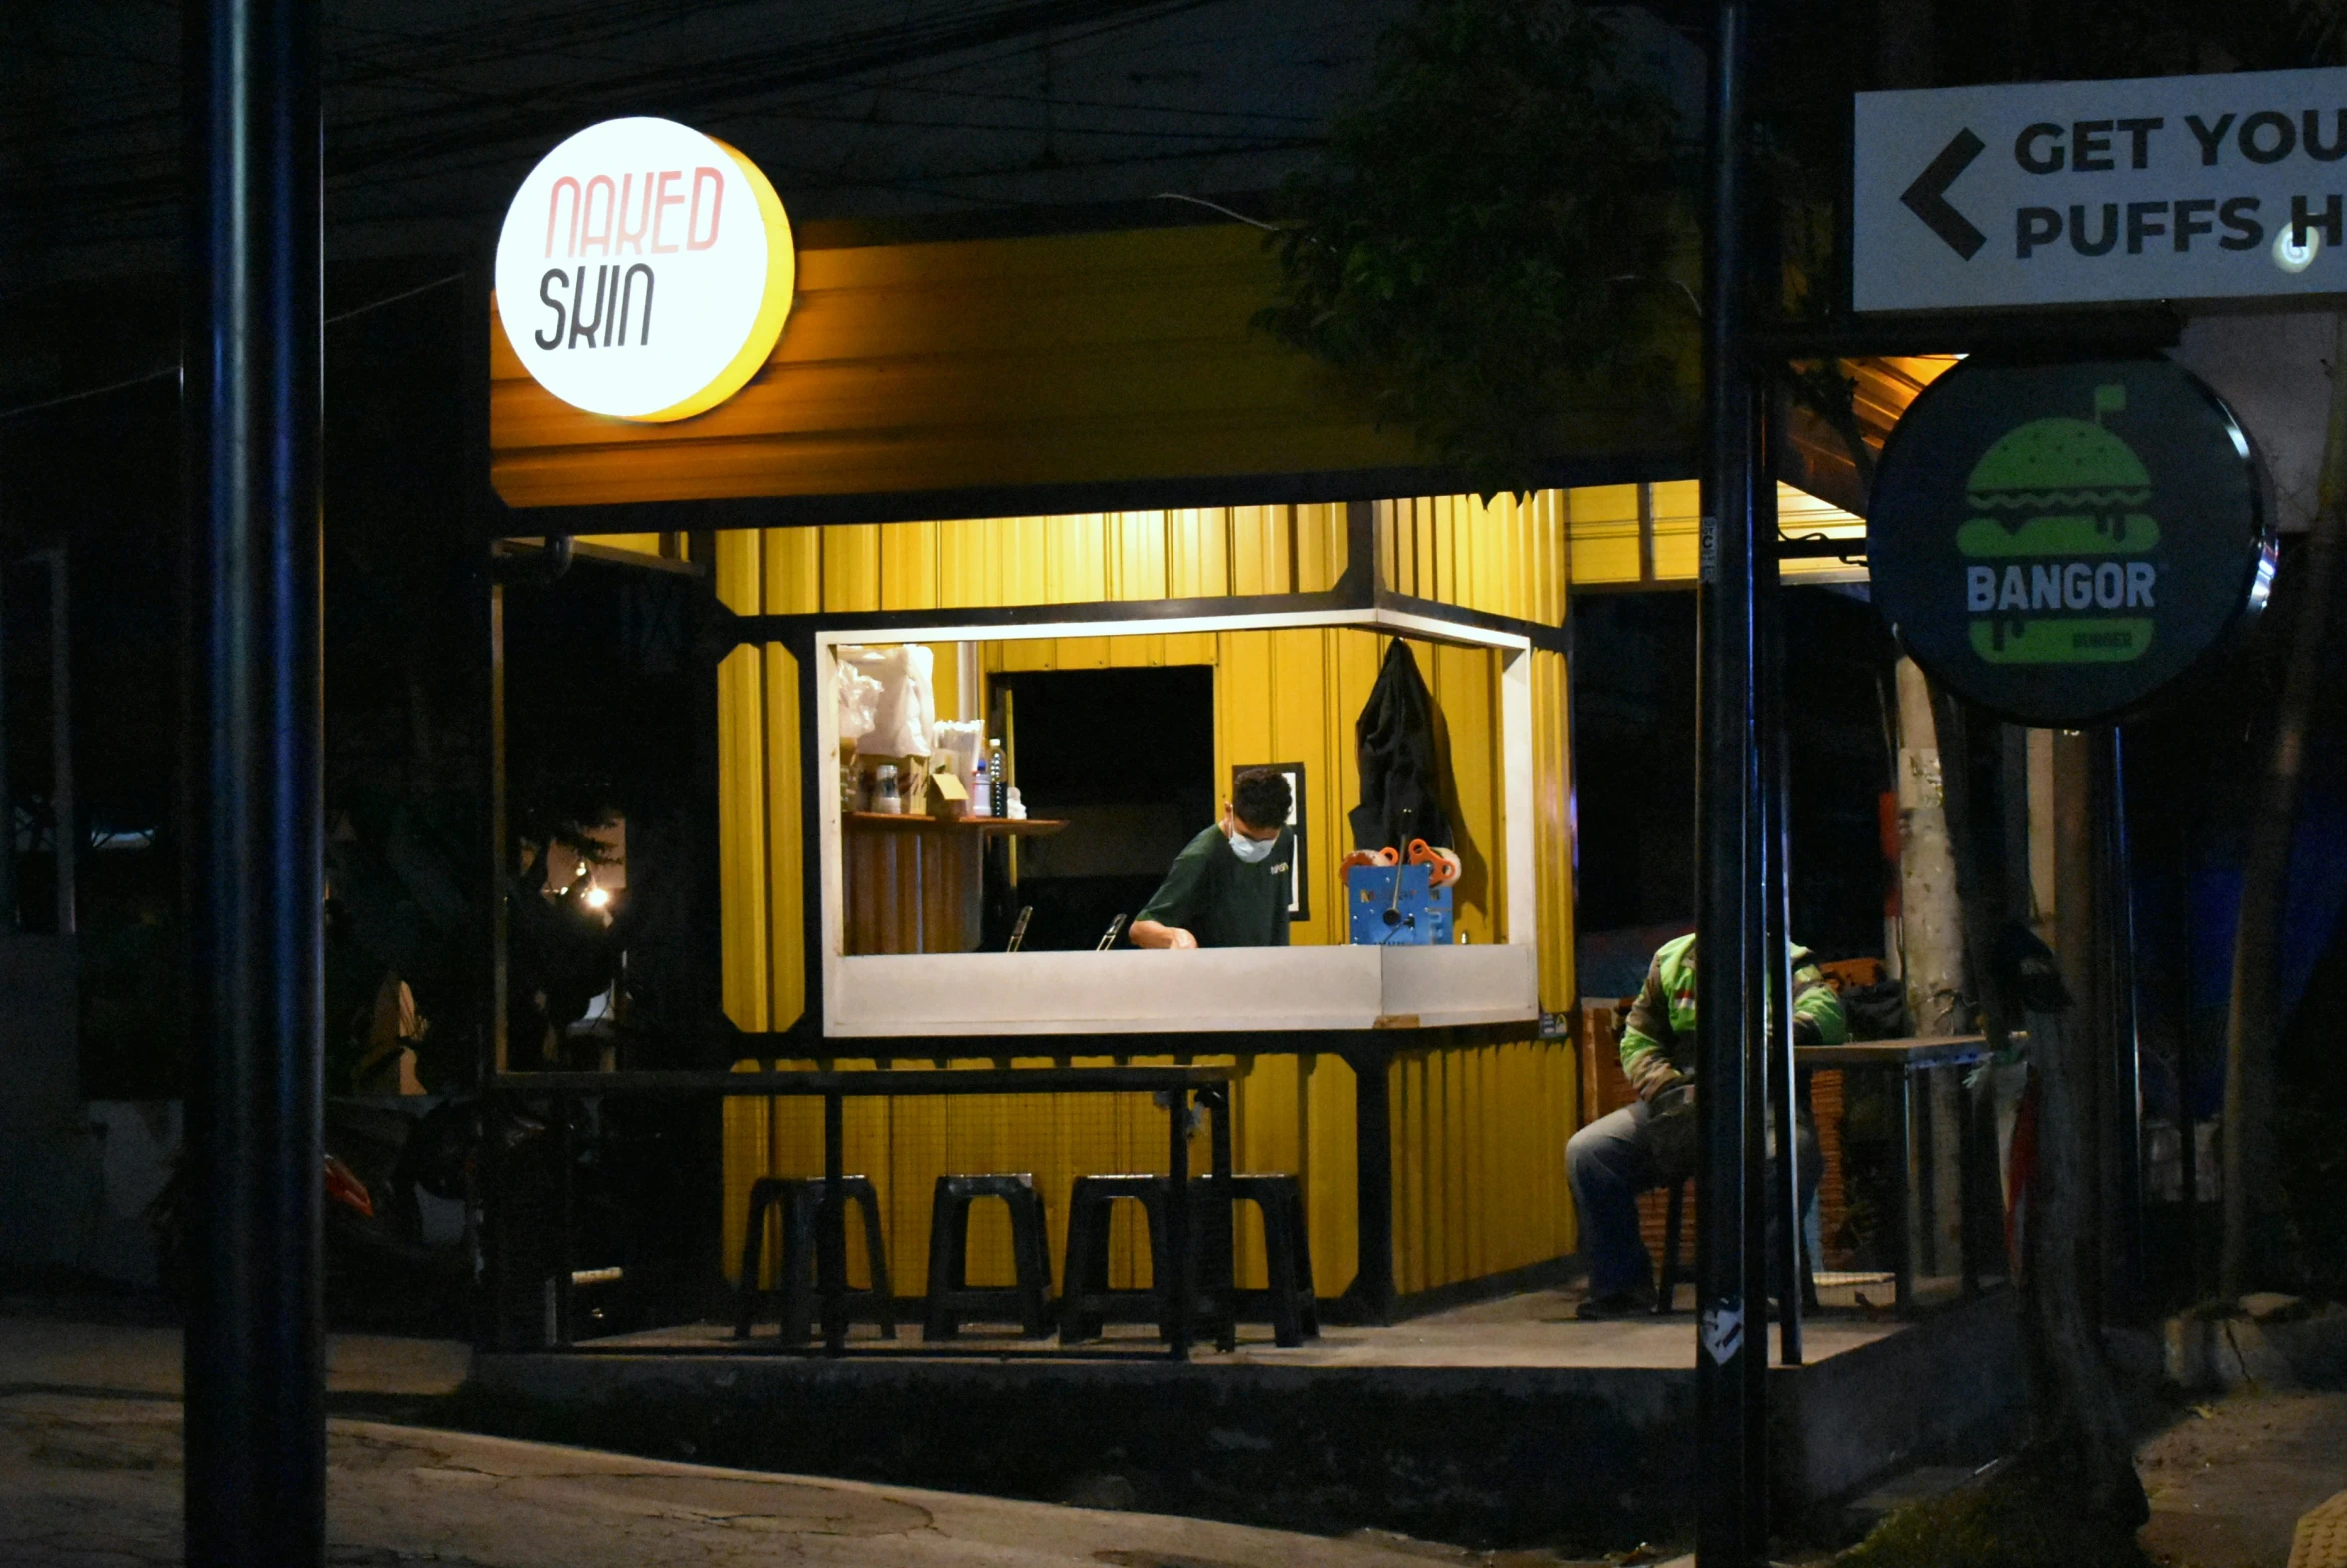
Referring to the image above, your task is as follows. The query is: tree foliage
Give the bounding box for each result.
[1257,0,1685,497]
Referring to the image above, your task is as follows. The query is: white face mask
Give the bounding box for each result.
[1226,825,1278,864]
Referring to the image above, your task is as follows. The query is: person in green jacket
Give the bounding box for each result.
[1565,932,1848,1318]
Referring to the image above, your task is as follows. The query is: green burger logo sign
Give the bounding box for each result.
[1869,357,2271,726]
[1959,384,2160,664]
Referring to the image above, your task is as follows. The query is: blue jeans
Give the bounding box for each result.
[1566,1095,1820,1298]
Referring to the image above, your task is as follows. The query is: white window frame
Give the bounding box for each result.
[810,607,1538,1037]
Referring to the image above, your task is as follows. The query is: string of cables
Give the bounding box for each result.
[0,271,465,424]
[0,0,1328,256]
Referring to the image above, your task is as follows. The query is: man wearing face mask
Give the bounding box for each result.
[1129,768,1293,949]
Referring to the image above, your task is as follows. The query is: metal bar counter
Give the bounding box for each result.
[1795,1036,2002,1312]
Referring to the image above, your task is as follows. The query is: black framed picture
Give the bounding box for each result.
[1234,762,1307,920]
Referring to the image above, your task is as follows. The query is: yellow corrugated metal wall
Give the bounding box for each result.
[1377,492,1571,624]
[492,224,1694,511]
[1531,649,1575,1014]
[1386,1039,1578,1295]
[710,501,1580,1302]
[1558,480,1865,588]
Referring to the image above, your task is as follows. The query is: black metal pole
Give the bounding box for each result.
[2173,801,2198,1301]
[182,0,324,1561]
[1343,1049,1397,1324]
[1757,413,1802,1371]
[45,549,74,935]
[1696,0,1765,1558]
[821,1090,846,1354]
[1167,1089,1193,1362]
[2104,731,2143,1319]
[0,564,13,930]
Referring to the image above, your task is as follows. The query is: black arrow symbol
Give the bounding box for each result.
[1901,128,1987,260]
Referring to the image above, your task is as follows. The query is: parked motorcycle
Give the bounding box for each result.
[149,1094,553,1334]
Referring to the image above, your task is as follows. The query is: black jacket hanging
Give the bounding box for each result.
[1348,639,1454,853]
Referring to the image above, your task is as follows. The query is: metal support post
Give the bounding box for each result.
[1167,1089,1193,1361]
[0,563,13,929]
[45,548,73,935]
[1757,411,1803,1369]
[488,581,509,1077]
[1342,1049,1397,1324]
[2172,807,2198,1299]
[821,1090,847,1354]
[182,0,325,1561]
[2103,731,2143,1318]
[1696,0,1768,1557]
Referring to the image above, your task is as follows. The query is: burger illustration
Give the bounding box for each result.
[1957,383,2160,666]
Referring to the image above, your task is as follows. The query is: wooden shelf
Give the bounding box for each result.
[844,812,1064,836]
[841,813,1062,955]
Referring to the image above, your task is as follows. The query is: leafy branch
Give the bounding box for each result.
[1256,0,1688,498]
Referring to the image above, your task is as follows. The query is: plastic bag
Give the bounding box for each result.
[836,644,934,757]
[835,659,882,750]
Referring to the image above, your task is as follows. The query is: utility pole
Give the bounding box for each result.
[1695,0,1769,1560]
[182,0,326,1562]
[45,548,72,935]
[0,561,13,930]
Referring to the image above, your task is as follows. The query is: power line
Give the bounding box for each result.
[325,270,465,323]
[0,271,466,423]
[3,0,1275,206]
[0,0,1357,264]
[0,366,175,423]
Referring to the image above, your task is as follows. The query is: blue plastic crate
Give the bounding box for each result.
[1346,863,1453,946]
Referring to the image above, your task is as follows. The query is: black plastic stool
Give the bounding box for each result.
[1059,1174,1182,1343]
[1194,1173,1318,1347]
[735,1175,896,1343]
[1653,1176,1690,1315]
[923,1174,1053,1340]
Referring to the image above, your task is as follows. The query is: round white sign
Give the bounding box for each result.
[494,117,794,422]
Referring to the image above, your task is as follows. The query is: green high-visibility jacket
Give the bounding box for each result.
[1617,933,1849,1100]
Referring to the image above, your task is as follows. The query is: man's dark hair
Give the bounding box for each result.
[1232,768,1292,833]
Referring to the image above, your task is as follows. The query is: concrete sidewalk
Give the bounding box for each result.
[0,1311,1557,1568]
[0,1311,471,1401]
[2138,1390,2347,1568]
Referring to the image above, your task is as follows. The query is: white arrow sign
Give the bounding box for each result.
[1855,66,2347,311]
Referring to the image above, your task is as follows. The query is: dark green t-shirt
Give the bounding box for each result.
[1134,825,1293,948]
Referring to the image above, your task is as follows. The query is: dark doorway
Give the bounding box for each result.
[497,554,719,1338]
[1569,593,1700,999]
[988,665,1215,952]
[1569,586,1896,998]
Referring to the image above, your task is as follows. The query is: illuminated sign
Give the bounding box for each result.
[1855,66,2347,310]
[1869,356,2274,726]
[494,117,794,422]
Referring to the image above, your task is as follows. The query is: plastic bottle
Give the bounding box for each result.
[986,740,1006,818]
[872,763,902,814]
[969,754,991,818]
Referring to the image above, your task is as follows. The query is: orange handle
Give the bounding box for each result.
[1407,840,1461,886]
